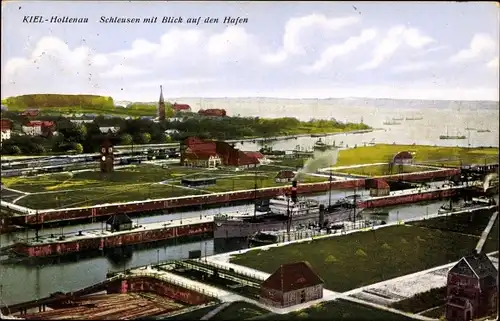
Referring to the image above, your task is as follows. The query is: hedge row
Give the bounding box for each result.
[3,94,114,109]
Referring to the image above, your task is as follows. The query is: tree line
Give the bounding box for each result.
[0,112,371,156]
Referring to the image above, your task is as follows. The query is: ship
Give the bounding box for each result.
[313,138,335,151]
[405,116,423,121]
[439,127,466,140]
[476,129,491,133]
[438,197,496,215]
[392,116,404,121]
[213,180,361,239]
[383,118,401,125]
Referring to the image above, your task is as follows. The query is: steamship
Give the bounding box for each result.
[213,180,361,239]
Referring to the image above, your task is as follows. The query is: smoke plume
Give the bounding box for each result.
[294,148,340,181]
[483,173,499,192]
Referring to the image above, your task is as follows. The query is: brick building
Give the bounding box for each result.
[181,137,261,169]
[198,108,226,117]
[445,251,498,321]
[260,261,324,308]
[21,109,39,117]
[366,178,390,197]
[0,119,12,144]
[22,121,55,137]
[172,103,191,113]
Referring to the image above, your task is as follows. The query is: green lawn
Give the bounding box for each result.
[334,164,436,177]
[15,184,206,209]
[255,299,413,320]
[214,302,269,320]
[2,165,204,193]
[335,144,498,167]
[230,224,498,292]
[410,209,498,240]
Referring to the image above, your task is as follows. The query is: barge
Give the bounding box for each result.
[2,168,460,226]
[3,215,214,258]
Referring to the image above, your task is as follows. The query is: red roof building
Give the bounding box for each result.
[260,261,324,308]
[198,109,226,117]
[445,252,498,321]
[22,121,55,136]
[0,119,12,131]
[21,109,39,117]
[366,178,390,197]
[0,119,12,143]
[181,137,260,168]
[172,103,191,113]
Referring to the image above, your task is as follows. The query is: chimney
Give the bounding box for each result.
[291,180,298,203]
[319,204,325,227]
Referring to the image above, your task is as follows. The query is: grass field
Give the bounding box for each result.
[15,183,206,209]
[333,164,434,177]
[335,144,498,167]
[2,165,202,193]
[230,215,498,292]
[4,104,159,117]
[3,162,330,209]
[213,301,270,320]
[421,305,446,318]
[255,299,413,320]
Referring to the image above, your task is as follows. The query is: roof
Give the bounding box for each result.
[21,109,39,116]
[238,150,260,166]
[173,103,191,110]
[184,148,219,160]
[24,121,55,127]
[276,170,295,179]
[449,252,498,281]
[245,151,265,159]
[198,108,226,116]
[372,179,390,189]
[262,261,324,293]
[106,214,132,225]
[0,119,11,131]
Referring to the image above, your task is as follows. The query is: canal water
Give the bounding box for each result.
[0,197,449,305]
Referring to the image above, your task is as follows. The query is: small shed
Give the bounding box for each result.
[275,170,295,183]
[366,178,390,197]
[445,251,498,321]
[106,214,133,232]
[181,177,217,187]
[260,261,324,308]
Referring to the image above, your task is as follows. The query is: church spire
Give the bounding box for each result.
[159,85,164,104]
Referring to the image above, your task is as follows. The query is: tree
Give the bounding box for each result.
[135,132,151,144]
[73,143,83,154]
[11,145,21,155]
[32,144,45,154]
[120,133,133,145]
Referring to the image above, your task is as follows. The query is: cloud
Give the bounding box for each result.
[100,65,151,78]
[262,14,360,64]
[392,61,435,73]
[449,33,496,63]
[358,26,435,70]
[487,56,499,69]
[301,29,378,74]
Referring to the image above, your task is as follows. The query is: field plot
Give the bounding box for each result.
[334,144,498,167]
[230,223,498,292]
[333,164,436,177]
[257,299,413,320]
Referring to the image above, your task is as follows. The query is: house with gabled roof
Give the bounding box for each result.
[445,251,498,321]
[260,261,324,308]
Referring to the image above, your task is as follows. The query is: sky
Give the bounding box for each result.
[2,1,499,101]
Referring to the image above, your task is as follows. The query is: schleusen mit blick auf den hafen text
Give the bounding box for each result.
[22,15,249,26]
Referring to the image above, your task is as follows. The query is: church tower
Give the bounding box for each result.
[158,85,166,121]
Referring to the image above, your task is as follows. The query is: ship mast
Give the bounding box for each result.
[253,170,258,218]
[328,171,333,208]
[353,188,357,224]
[35,210,39,242]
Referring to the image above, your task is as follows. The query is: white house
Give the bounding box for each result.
[22,121,55,136]
[99,126,120,134]
[0,119,11,144]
